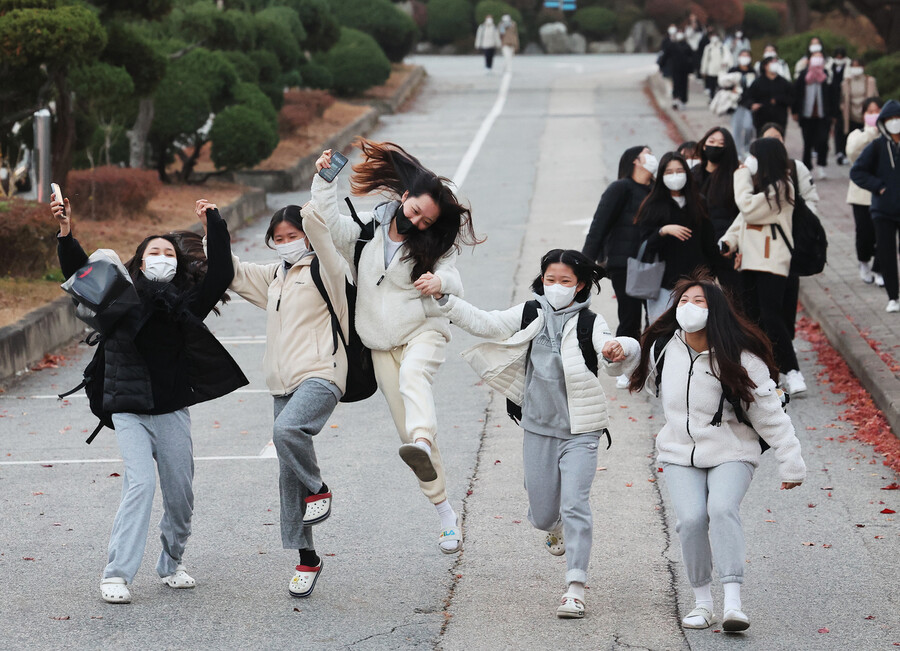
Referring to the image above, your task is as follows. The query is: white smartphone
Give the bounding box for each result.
[50,183,65,215]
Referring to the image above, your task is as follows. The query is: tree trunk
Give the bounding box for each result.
[50,72,75,190]
[850,2,900,53]
[127,97,155,169]
[786,0,811,33]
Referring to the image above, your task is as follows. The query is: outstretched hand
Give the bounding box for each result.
[195,199,217,233]
[415,272,443,298]
[51,193,71,237]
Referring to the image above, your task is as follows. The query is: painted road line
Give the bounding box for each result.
[452,69,512,190]
[259,440,278,458]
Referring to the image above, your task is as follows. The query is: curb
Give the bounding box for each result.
[646,72,900,438]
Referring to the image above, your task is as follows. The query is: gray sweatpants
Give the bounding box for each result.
[523,431,600,585]
[273,380,339,550]
[104,409,193,583]
[662,461,755,587]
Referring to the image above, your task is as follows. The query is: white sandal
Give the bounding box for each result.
[722,608,750,632]
[100,577,132,604]
[162,564,196,589]
[303,491,332,525]
[289,559,323,598]
[398,443,438,482]
[682,606,716,629]
[438,515,462,554]
[556,593,585,619]
[545,528,565,556]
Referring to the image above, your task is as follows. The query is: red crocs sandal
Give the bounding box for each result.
[288,560,323,598]
[303,491,332,525]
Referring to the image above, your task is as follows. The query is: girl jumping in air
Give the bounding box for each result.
[311,141,480,554]
[421,249,640,619]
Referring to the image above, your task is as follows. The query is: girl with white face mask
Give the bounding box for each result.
[51,194,247,605]
[727,49,758,158]
[629,275,806,634]
[845,97,884,286]
[793,38,836,180]
[217,199,350,598]
[635,152,720,323]
[420,248,640,620]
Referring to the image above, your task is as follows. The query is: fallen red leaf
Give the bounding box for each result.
[880,508,896,514]
[22,557,34,561]
[808,503,816,508]
[802,542,815,546]
[657,467,663,472]
[293,607,301,612]
[856,524,865,528]
[625,482,633,487]
[324,553,336,557]
[864,615,875,620]
[494,460,501,465]
[818,627,829,633]
[50,616,70,621]
[108,473,120,478]
[823,543,832,548]
[882,483,900,490]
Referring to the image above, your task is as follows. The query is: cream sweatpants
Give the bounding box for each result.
[371,329,448,504]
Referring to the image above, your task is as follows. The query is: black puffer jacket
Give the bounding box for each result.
[58,209,248,423]
[582,177,651,270]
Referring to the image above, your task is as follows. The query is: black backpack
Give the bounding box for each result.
[776,162,827,277]
[307,197,378,403]
[652,332,784,453]
[506,300,611,449]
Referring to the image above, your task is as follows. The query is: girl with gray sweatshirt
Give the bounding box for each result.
[422,249,640,619]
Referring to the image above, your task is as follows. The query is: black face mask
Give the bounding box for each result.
[705,145,726,163]
[394,203,415,235]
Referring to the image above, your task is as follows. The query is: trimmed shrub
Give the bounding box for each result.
[254,7,305,70]
[280,69,303,89]
[277,0,340,52]
[317,28,391,97]
[474,1,523,26]
[0,199,57,278]
[426,0,472,46]
[616,5,644,41]
[208,105,279,171]
[299,62,333,90]
[66,167,161,222]
[233,81,278,131]
[742,3,780,38]
[224,51,260,84]
[248,49,285,110]
[332,0,418,63]
[775,30,857,70]
[571,7,616,40]
[278,89,335,134]
[866,53,900,103]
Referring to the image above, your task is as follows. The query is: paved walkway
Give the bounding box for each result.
[649,74,900,440]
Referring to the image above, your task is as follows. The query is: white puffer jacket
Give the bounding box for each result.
[310,174,463,351]
[438,295,640,435]
[652,332,806,481]
[700,41,732,78]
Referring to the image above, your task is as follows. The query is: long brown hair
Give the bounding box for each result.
[628,273,778,404]
[350,138,482,281]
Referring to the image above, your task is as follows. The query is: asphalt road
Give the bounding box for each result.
[0,55,897,651]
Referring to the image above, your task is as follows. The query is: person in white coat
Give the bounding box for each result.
[846,97,885,285]
[312,141,481,554]
[629,274,806,633]
[700,34,733,97]
[475,15,502,72]
[423,249,640,620]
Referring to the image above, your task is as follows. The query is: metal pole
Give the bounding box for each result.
[33,109,51,203]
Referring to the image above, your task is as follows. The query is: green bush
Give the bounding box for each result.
[224,50,259,84]
[616,5,644,41]
[742,3,780,39]
[255,7,305,70]
[317,27,391,96]
[866,53,900,103]
[209,104,279,171]
[571,7,616,40]
[248,49,285,110]
[426,0,472,45]
[288,0,341,52]
[332,0,418,63]
[233,81,278,131]
[474,1,523,26]
[280,69,303,89]
[0,199,57,278]
[299,62,333,90]
[774,30,857,70]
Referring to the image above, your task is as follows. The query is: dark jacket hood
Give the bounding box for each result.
[876,100,900,168]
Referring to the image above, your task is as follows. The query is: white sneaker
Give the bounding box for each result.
[876,273,885,287]
[887,300,900,313]
[616,374,630,389]
[785,369,807,396]
[859,261,875,284]
[815,166,826,180]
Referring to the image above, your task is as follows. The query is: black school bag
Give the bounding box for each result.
[775,162,828,277]
[307,198,379,403]
[506,300,612,449]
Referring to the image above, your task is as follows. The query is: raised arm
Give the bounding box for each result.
[190,206,234,318]
[309,156,363,265]
[436,295,524,340]
[302,204,351,339]
[52,195,89,278]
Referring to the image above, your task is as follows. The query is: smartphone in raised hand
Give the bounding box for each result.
[318,151,349,183]
[51,183,66,216]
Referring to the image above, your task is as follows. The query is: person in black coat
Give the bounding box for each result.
[793,52,835,178]
[748,57,794,135]
[583,145,656,346]
[52,193,247,605]
[659,31,695,109]
[636,152,719,324]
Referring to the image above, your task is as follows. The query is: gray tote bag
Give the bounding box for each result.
[625,240,665,300]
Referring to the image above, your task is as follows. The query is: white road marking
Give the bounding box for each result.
[0,455,275,466]
[564,217,594,235]
[452,69,512,190]
[259,440,278,458]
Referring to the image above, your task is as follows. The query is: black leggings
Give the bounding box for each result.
[852,204,879,270]
[483,48,495,69]
[743,270,800,373]
[609,267,645,341]
[672,71,689,103]
[874,218,900,300]
[799,117,830,169]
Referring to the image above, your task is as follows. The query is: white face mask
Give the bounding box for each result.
[764,51,777,59]
[744,154,759,176]
[543,283,578,310]
[676,301,709,333]
[663,172,687,191]
[738,55,752,67]
[641,153,659,177]
[887,119,900,135]
[668,26,677,36]
[736,32,743,39]
[809,44,822,53]
[686,158,701,169]
[275,239,309,265]
[847,66,863,78]
[143,255,177,283]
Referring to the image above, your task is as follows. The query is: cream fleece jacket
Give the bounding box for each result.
[651,332,807,481]
[720,167,795,277]
[846,126,880,206]
[309,173,463,351]
[438,295,640,435]
[225,206,349,396]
